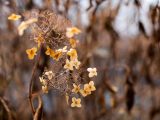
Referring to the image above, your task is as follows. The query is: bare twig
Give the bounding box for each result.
[29,46,42,114]
[86,0,93,11]
[33,96,43,120]
[93,0,106,15]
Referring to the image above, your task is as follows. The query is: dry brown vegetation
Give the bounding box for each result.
[0,0,160,120]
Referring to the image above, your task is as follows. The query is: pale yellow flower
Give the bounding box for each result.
[80,87,91,97]
[72,83,81,93]
[8,13,21,21]
[45,71,54,80]
[64,59,74,71]
[57,46,67,53]
[71,97,81,108]
[51,51,62,61]
[42,86,48,93]
[87,68,97,78]
[72,59,81,69]
[66,27,81,38]
[18,18,37,36]
[67,49,78,60]
[84,81,96,92]
[26,47,37,60]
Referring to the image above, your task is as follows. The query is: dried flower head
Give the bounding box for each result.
[31,10,72,49]
[24,10,98,108]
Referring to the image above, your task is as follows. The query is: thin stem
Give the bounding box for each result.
[29,46,42,114]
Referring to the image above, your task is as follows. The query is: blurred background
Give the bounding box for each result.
[0,0,160,120]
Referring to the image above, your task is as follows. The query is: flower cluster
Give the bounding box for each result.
[12,10,98,108]
[64,49,81,71]
[45,46,64,61]
[39,25,97,108]
[71,80,96,97]
[38,26,98,108]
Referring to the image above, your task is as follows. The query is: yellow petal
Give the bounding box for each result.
[76,104,81,107]
[26,47,37,60]
[64,59,74,70]
[71,103,76,107]
[67,49,78,60]
[52,51,62,61]
[8,13,21,21]
[66,32,74,38]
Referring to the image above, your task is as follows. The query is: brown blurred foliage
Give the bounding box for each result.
[0,0,160,120]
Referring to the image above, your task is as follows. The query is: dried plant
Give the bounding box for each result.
[1,0,160,120]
